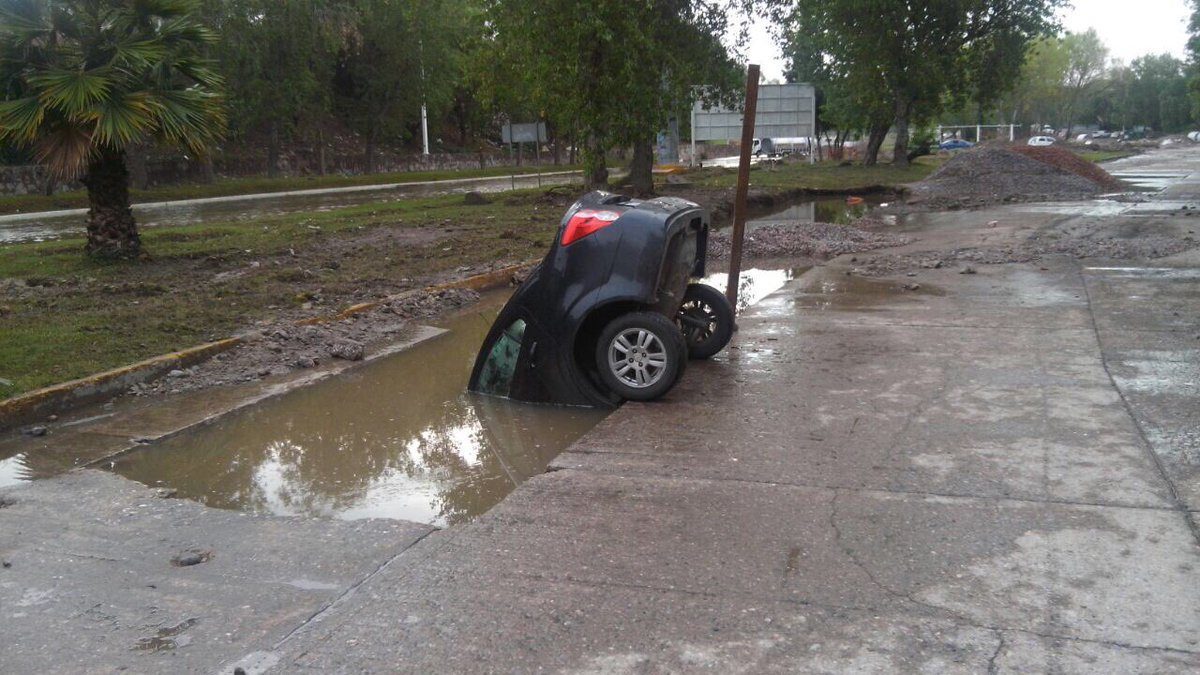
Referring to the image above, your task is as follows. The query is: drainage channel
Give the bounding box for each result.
[98,269,805,527]
[104,292,603,527]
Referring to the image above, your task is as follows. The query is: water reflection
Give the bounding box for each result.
[109,295,607,526]
[740,196,882,232]
[699,268,806,312]
[0,452,30,487]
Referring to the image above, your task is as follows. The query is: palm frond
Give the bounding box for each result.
[0,96,45,143]
[33,122,93,178]
[113,38,168,70]
[1,0,225,170]
[151,87,225,148]
[173,57,224,89]
[30,69,111,113]
[85,91,157,148]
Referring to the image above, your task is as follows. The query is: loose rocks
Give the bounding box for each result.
[907,148,1104,209]
[707,222,912,261]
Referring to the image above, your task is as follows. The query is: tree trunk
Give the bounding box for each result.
[583,136,608,189]
[267,122,281,178]
[863,122,889,166]
[201,155,215,184]
[81,151,141,259]
[891,99,912,167]
[628,136,655,197]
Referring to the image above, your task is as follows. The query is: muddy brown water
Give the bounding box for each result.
[741,195,885,231]
[107,292,607,527]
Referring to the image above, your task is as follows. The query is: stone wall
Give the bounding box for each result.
[0,166,81,196]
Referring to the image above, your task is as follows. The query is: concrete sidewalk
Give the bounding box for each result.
[262,261,1199,672]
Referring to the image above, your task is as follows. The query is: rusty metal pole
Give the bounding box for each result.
[725,64,760,312]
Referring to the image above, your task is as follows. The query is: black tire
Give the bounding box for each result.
[594,311,686,402]
[676,283,734,359]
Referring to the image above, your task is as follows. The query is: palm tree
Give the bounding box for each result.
[0,0,225,258]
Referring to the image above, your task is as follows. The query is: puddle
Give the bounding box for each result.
[699,268,808,312]
[0,172,580,245]
[1110,172,1188,192]
[744,196,882,229]
[791,271,944,311]
[0,452,30,488]
[106,293,607,527]
[1085,267,1200,280]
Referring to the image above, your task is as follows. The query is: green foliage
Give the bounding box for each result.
[975,31,1192,134]
[480,0,741,185]
[0,0,226,177]
[333,0,474,157]
[773,0,1063,164]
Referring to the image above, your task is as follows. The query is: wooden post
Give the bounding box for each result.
[725,64,760,312]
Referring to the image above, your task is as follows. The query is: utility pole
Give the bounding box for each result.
[725,64,760,312]
[421,103,430,156]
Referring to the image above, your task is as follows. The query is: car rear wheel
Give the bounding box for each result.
[595,312,686,401]
[676,283,734,359]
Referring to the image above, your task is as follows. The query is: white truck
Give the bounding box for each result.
[751,137,812,157]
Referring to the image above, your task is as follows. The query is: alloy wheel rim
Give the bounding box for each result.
[608,328,668,388]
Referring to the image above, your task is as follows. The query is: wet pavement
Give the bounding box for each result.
[0,170,581,244]
[2,147,1199,672]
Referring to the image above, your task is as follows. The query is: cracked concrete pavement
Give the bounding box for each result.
[2,147,1199,673]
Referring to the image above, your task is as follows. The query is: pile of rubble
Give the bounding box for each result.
[132,287,479,396]
[906,148,1105,208]
[707,222,912,261]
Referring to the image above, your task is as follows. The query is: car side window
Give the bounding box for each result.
[475,319,526,397]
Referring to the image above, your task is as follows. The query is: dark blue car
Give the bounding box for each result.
[939,139,975,150]
[469,191,734,406]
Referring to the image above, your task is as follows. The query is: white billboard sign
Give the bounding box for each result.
[692,83,816,142]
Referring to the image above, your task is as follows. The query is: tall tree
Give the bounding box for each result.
[204,0,344,176]
[768,0,1062,165]
[334,0,470,171]
[0,0,225,257]
[482,0,739,193]
[1058,29,1107,137]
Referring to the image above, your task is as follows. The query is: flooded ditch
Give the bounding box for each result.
[106,293,607,527]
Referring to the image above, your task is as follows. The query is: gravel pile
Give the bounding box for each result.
[132,287,479,396]
[1011,146,1125,191]
[707,222,913,261]
[907,148,1103,208]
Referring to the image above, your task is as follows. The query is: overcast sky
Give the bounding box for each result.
[743,0,1195,82]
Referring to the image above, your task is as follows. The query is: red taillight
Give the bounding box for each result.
[561,209,620,246]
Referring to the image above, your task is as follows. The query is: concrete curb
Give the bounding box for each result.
[0,261,536,431]
[0,338,241,431]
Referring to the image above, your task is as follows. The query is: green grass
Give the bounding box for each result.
[0,164,581,216]
[0,189,566,397]
[689,157,941,191]
[1076,150,1136,163]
